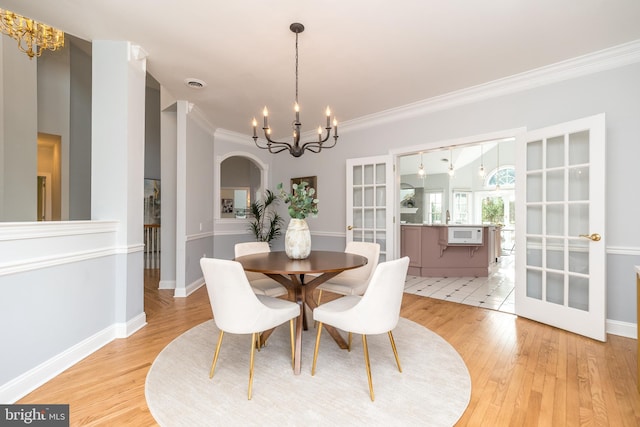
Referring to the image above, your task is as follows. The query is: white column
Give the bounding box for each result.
[91,41,147,331]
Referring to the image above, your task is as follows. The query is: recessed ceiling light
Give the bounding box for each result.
[184,78,207,89]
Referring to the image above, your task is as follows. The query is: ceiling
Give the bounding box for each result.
[399,140,502,176]
[2,1,640,138]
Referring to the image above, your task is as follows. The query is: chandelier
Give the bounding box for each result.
[252,23,338,157]
[0,8,64,59]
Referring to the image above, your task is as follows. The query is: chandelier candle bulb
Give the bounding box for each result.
[263,107,268,127]
[333,119,338,136]
[295,103,300,122]
[252,118,257,137]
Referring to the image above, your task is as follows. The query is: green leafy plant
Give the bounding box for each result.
[482,197,504,225]
[277,181,319,219]
[248,189,284,244]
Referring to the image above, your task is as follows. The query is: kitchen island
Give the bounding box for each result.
[401,224,500,277]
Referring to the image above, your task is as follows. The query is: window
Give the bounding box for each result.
[452,191,471,224]
[426,191,443,224]
[486,166,515,189]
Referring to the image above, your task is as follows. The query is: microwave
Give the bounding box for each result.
[447,226,483,245]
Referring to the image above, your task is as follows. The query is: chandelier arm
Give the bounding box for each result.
[300,144,323,154]
[320,135,339,150]
[267,144,294,155]
[300,126,338,151]
[252,136,272,150]
[263,129,294,150]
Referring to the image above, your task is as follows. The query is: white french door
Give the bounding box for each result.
[346,155,394,262]
[515,114,606,341]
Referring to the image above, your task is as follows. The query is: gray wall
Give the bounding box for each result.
[185,113,214,287]
[1,35,38,221]
[69,42,93,220]
[144,85,161,181]
[261,61,640,324]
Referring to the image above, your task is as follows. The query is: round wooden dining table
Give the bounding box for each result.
[234,250,368,375]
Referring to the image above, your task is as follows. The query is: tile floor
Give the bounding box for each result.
[404,254,515,314]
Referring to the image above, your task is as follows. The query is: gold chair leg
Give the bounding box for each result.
[248,332,257,400]
[388,331,402,373]
[311,321,323,376]
[289,319,295,369]
[348,332,352,352]
[314,290,324,328]
[209,331,224,379]
[256,332,261,352]
[362,334,374,401]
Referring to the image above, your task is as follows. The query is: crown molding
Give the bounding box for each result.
[342,39,640,133]
[214,128,254,146]
[187,105,216,137]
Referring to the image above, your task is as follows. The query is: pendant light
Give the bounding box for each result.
[479,145,486,178]
[417,152,425,177]
[448,149,455,177]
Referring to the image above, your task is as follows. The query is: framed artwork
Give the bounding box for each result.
[290,176,317,198]
[221,198,234,214]
[144,179,161,225]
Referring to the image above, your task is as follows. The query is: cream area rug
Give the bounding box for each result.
[145,318,471,426]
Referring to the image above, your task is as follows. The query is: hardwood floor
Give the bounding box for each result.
[18,268,640,426]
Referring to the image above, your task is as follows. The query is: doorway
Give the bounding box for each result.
[37,133,62,221]
[395,132,518,313]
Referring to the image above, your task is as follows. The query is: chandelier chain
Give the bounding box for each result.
[295,31,299,105]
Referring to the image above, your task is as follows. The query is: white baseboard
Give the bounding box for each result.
[0,314,147,403]
[174,277,205,298]
[0,326,115,404]
[606,319,637,339]
[158,279,176,289]
[115,312,147,338]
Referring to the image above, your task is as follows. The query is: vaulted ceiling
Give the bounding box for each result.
[3,1,640,138]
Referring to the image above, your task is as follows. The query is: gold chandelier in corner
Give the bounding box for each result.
[252,23,338,157]
[0,8,64,59]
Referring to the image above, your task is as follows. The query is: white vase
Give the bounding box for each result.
[285,218,311,259]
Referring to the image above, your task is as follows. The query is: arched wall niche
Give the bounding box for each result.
[214,151,269,225]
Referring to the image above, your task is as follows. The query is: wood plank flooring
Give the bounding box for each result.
[18,268,640,426]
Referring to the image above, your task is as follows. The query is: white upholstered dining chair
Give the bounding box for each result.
[315,241,380,304]
[200,257,299,400]
[311,256,410,401]
[235,242,288,298]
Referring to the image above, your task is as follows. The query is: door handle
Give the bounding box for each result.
[347,225,353,230]
[579,233,601,241]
